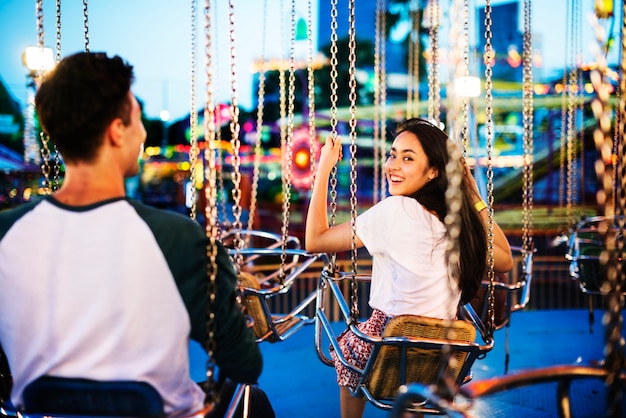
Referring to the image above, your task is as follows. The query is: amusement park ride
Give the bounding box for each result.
[1,0,625,417]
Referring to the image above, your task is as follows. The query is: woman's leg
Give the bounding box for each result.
[339,386,366,418]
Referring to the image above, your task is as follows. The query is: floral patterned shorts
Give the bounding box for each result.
[330,309,391,390]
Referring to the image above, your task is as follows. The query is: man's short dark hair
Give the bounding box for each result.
[35,52,135,163]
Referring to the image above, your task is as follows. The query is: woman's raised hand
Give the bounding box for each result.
[317,135,343,175]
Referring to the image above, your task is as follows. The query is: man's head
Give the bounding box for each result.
[35,52,142,165]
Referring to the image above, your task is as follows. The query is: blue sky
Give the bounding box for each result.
[0,0,621,122]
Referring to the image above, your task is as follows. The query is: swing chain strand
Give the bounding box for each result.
[279,0,298,282]
[82,0,89,52]
[52,0,62,192]
[227,0,243,271]
[55,0,62,63]
[347,0,359,321]
[373,0,382,202]
[522,0,534,256]
[461,0,470,158]
[427,0,441,124]
[307,0,317,183]
[189,0,199,221]
[202,0,218,405]
[327,0,340,273]
[483,0,496,338]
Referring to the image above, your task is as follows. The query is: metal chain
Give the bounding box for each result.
[39,132,51,195]
[307,0,317,187]
[559,69,567,223]
[521,0,534,256]
[378,0,388,202]
[373,0,388,204]
[427,0,440,124]
[248,0,268,236]
[35,0,52,194]
[460,0,470,157]
[55,0,62,62]
[279,0,297,283]
[326,0,340,273]
[82,0,89,52]
[227,0,243,271]
[566,0,582,227]
[406,0,415,119]
[202,0,218,405]
[483,0,496,338]
[213,20,227,235]
[189,0,199,221]
[410,0,418,120]
[52,0,62,192]
[347,0,360,322]
[373,0,382,203]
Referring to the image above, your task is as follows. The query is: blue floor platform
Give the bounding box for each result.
[189,309,620,417]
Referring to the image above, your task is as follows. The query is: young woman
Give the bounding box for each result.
[305,118,514,418]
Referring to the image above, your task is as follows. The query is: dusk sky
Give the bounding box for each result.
[0,0,621,122]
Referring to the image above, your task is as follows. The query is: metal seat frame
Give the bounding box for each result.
[315,270,494,413]
[236,247,326,343]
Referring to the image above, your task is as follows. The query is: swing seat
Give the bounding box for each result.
[364,315,477,400]
[566,216,625,295]
[467,245,533,331]
[315,270,494,413]
[2,376,164,418]
[236,248,325,343]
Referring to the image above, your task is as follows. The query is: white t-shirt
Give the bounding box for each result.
[356,195,460,319]
[0,198,205,416]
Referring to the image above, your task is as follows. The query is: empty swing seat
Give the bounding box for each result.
[236,248,325,343]
[566,216,625,295]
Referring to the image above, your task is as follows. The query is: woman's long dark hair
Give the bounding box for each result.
[395,118,487,303]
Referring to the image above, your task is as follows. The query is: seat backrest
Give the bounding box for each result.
[363,315,476,400]
[239,271,273,340]
[468,274,509,330]
[22,376,164,417]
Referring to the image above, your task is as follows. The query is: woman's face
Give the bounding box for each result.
[385,131,438,196]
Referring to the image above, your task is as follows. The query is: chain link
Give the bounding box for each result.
[202,0,218,405]
[521,0,534,257]
[373,0,382,203]
[189,0,199,221]
[279,0,298,282]
[460,0,470,158]
[227,0,243,271]
[346,0,360,321]
[307,0,317,187]
[566,0,582,227]
[377,0,388,202]
[55,0,62,63]
[39,132,51,195]
[427,0,440,124]
[326,0,340,273]
[483,0,496,338]
[82,0,89,52]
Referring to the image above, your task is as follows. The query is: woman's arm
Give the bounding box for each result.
[464,164,514,273]
[305,137,363,254]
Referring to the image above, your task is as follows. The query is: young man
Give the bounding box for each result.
[0,52,263,416]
